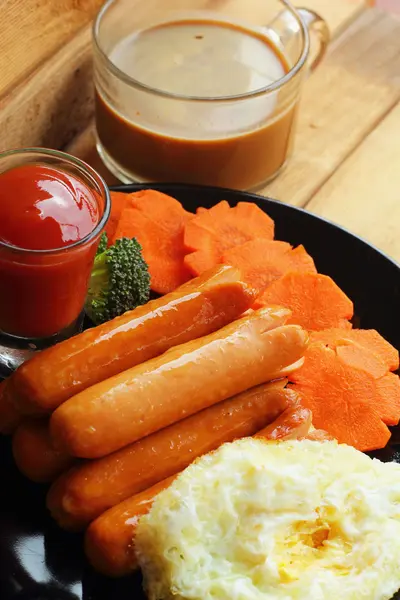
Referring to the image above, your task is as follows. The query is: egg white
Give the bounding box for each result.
[136,438,400,600]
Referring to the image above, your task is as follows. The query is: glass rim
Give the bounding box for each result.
[0,147,111,255]
[92,0,310,102]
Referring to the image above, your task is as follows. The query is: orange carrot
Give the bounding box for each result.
[222,240,316,295]
[111,190,193,294]
[375,373,400,426]
[338,319,353,330]
[184,201,274,276]
[105,192,129,242]
[128,189,190,224]
[310,328,399,372]
[286,245,319,274]
[256,272,353,331]
[289,343,392,451]
[314,341,400,428]
[326,342,400,426]
[335,343,388,379]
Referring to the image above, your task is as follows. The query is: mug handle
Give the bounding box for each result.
[297,8,330,71]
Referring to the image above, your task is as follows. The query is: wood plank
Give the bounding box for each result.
[306,100,400,264]
[207,0,367,35]
[297,0,367,38]
[0,26,94,152]
[0,0,103,100]
[374,0,400,13]
[67,0,369,183]
[263,9,400,207]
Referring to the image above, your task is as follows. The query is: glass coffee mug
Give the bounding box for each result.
[93,0,330,190]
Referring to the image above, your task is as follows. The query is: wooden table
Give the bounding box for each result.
[1,0,399,263]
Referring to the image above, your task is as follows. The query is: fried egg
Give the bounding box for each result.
[136,439,400,600]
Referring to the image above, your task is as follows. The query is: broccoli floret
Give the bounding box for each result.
[96,231,108,256]
[85,236,150,325]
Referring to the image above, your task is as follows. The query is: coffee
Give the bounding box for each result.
[110,20,287,96]
[96,18,298,189]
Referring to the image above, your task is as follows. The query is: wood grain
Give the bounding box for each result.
[298,0,367,38]
[0,27,94,152]
[306,100,400,264]
[0,0,103,100]
[263,9,400,207]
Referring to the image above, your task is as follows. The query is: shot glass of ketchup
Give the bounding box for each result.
[93,0,330,190]
[0,148,110,374]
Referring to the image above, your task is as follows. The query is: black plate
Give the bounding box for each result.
[1,183,399,600]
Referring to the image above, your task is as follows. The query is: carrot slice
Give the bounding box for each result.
[310,328,399,372]
[287,245,318,274]
[338,319,353,330]
[351,330,399,370]
[333,344,400,426]
[222,240,291,293]
[128,190,190,226]
[289,343,391,451]
[256,272,354,331]
[105,192,130,242]
[375,373,400,426]
[221,240,316,295]
[336,343,388,379]
[184,201,275,276]
[112,190,193,294]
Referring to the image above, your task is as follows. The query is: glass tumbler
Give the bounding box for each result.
[0,148,110,375]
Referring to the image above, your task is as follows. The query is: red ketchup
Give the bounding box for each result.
[0,164,101,339]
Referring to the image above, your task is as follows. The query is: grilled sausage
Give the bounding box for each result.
[9,265,256,415]
[47,382,299,530]
[50,309,306,458]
